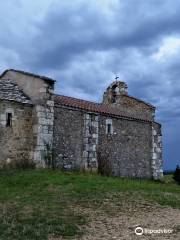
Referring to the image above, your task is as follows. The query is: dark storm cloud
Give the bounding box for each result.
[0,0,180,169]
[27,0,180,70]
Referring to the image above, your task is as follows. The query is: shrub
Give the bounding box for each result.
[173,165,180,185]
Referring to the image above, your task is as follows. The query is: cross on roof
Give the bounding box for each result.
[115,75,119,81]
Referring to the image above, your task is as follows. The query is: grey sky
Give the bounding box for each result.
[1,0,180,170]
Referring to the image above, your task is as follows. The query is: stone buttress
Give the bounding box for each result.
[83,113,99,171]
[33,99,54,167]
[151,122,163,179]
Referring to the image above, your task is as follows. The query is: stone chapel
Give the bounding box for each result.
[0,69,163,179]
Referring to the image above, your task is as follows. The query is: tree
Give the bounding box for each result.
[173,165,180,185]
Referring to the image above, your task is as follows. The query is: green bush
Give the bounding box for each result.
[173,165,180,185]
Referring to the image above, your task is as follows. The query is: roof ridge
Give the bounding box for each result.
[54,94,102,105]
[125,94,155,109]
[54,94,153,122]
[0,69,56,83]
[54,93,155,109]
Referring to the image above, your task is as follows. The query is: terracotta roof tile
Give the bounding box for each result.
[54,94,152,122]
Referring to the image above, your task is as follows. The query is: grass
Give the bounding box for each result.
[0,170,179,239]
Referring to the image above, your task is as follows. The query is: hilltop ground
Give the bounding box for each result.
[0,170,179,240]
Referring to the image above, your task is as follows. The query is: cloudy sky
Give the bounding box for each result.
[1,0,180,170]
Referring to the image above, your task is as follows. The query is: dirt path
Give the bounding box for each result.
[75,204,180,240]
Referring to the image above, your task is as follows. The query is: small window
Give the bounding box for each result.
[106,119,113,135]
[89,125,93,134]
[6,113,12,127]
[107,123,111,134]
[90,114,96,121]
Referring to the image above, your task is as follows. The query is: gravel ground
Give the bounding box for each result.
[75,204,180,240]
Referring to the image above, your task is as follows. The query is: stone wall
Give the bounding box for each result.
[1,70,55,167]
[53,105,156,178]
[53,106,100,171]
[33,101,54,167]
[1,70,54,104]
[113,94,155,121]
[151,122,163,180]
[0,100,34,167]
[103,81,155,121]
[83,113,99,171]
[98,115,153,178]
[53,106,84,170]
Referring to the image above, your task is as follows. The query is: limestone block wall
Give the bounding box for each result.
[151,122,163,180]
[33,101,54,167]
[53,105,157,178]
[83,113,99,171]
[0,100,34,166]
[1,70,54,104]
[53,106,99,171]
[1,70,55,167]
[113,95,155,121]
[102,81,155,121]
[53,106,84,170]
[103,94,155,121]
[98,116,152,178]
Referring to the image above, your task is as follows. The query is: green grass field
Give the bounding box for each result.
[0,170,179,239]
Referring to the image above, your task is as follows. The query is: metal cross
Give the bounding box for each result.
[115,75,119,82]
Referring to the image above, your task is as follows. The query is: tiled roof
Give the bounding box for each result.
[0,69,55,83]
[0,78,32,105]
[54,94,152,122]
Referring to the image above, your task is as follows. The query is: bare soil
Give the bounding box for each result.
[75,203,180,240]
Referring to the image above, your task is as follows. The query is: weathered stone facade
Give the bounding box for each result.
[103,81,155,121]
[0,100,34,167]
[98,116,152,178]
[0,69,55,167]
[83,113,99,171]
[151,122,163,179]
[0,69,163,179]
[53,106,84,170]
